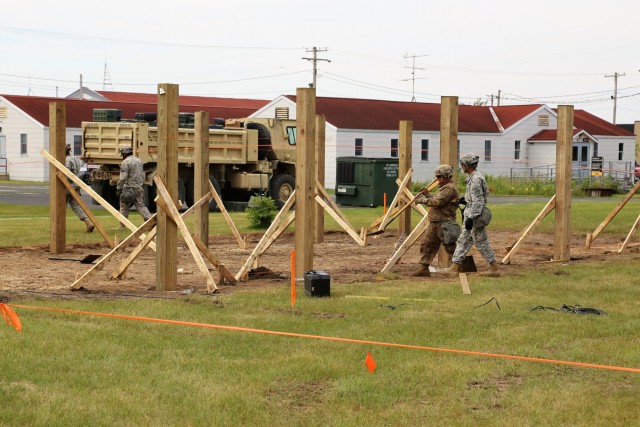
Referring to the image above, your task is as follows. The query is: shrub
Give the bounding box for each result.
[246,196,277,228]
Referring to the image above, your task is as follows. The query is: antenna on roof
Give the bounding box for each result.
[103,62,114,91]
[27,74,34,96]
[402,53,428,102]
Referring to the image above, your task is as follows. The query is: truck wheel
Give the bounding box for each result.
[144,179,186,213]
[270,174,295,208]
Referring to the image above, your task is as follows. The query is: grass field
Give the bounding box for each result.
[1,197,640,425]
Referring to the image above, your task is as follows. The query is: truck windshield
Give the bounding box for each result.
[286,126,296,146]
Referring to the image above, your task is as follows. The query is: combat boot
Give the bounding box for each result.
[479,262,500,277]
[83,218,95,233]
[413,265,431,277]
[438,262,461,277]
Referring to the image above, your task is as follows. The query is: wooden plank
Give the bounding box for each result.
[190,233,237,284]
[235,190,296,281]
[70,215,157,289]
[501,195,556,264]
[586,179,640,247]
[440,96,459,182]
[315,195,365,246]
[157,83,179,291]
[194,111,210,247]
[41,149,156,251]
[618,212,640,254]
[381,215,430,273]
[294,87,316,277]
[209,180,245,249]
[57,171,114,248]
[398,120,413,235]
[376,169,413,233]
[554,105,573,262]
[316,179,355,229]
[260,211,295,255]
[49,102,66,254]
[400,185,429,216]
[154,176,217,292]
[315,114,326,243]
[112,227,157,280]
[459,273,471,295]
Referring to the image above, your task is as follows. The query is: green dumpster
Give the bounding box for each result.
[335,157,399,207]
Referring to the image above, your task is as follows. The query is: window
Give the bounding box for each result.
[618,143,624,161]
[20,133,27,155]
[286,126,296,146]
[390,138,398,158]
[538,115,549,126]
[355,138,363,156]
[484,140,491,162]
[572,146,578,161]
[421,139,429,161]
[593,142,598,157]
[73,135,82,156]
[514,140,521,160]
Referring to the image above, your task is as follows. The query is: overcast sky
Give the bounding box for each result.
[2,0,639,124]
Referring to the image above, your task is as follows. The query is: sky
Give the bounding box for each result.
[2,0,639,124]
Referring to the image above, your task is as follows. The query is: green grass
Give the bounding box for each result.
[1,257,639,425]
[2,196,638,247]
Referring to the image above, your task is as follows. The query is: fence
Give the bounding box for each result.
[510,161,634,190]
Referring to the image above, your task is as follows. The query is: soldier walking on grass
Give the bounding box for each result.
[413,164,461,277]
[116,146,151,226]
[441,153,500,278]
[65,144,94,233]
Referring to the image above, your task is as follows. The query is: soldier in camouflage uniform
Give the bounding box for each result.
[413,164,460,277]
[65,144,94,232]
[441,153,500,277]
[117,146,151,225]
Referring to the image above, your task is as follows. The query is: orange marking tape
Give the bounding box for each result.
[9,304,640,374]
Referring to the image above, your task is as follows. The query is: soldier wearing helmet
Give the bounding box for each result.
[412,164,460,277]
[65,143,94,233]
[116,145,151,226]
[441,152,499,278]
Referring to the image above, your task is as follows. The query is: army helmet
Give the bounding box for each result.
[459,153,479,166]
[434,164,454,178]
[120,146,133,155]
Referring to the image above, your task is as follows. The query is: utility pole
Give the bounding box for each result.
[605,72,625,124]
[302,47,330,89]
[403,53,428,102]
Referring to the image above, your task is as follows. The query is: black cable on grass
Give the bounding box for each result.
[530,304,607,315]
[475,296,501,310]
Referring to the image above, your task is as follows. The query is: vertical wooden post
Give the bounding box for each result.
[398,120,413,235]
[438,96,459,267]
[49,101,66,254]
[156,84,179,291]
[634,121,640,165]
[194,111,210,247]
[554,105,573,262]
[294,87,316,278]
[315,114,326,243]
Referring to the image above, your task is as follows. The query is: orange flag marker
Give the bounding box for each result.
[365,351,377,373]
[0,303,22,332]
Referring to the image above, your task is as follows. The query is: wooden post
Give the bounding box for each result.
[294,87,316,278]
[398,120,413,236]
[194,111,210,247]
[49,101,66,254]
[554,105,573,262]
[315,114,326,243]
[156,83,179,291]
[634,121,640,165]
[438,96,459,267]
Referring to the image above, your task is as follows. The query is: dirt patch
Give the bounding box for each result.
[0,230,637,301]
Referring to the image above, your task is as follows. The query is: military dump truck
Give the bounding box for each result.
[81,114,297,211]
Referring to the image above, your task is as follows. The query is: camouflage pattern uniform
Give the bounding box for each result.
[65,155,88,222]
[117,155,151,221]
[452,169,496,264]
[417,182,460,267]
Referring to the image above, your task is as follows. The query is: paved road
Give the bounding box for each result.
[0,183,636,207]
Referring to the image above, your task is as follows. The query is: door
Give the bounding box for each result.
[0,134,6,174]
[572,142,589,180]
